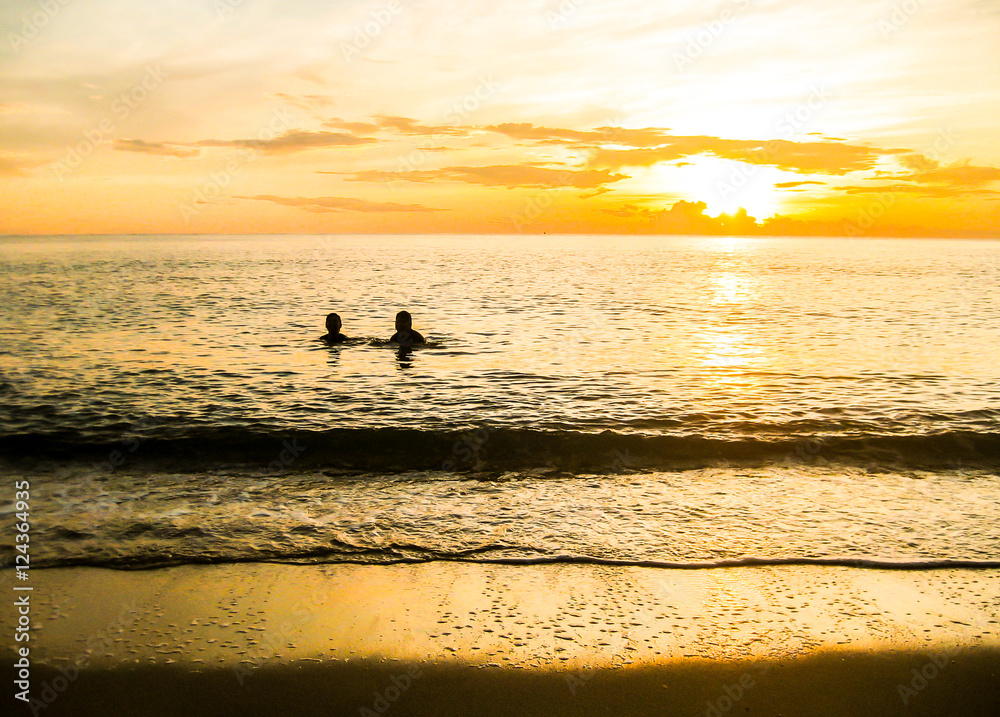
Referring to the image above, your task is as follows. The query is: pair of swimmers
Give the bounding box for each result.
[321,311,426,347]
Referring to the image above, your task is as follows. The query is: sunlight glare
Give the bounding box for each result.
[670,157,785,220]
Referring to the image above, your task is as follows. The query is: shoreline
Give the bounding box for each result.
[4,562,999,716]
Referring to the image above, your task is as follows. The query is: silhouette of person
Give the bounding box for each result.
[389,310,425,347]
[320,313,348,344]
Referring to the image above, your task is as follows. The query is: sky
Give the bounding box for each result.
[1,0,999,236]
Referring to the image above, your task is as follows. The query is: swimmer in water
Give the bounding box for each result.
[389,310,425,347]
[320,312,348,344]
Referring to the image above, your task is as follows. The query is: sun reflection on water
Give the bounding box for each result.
[695,244,766,374]
[711,272,755,306]
[699,328,764,369]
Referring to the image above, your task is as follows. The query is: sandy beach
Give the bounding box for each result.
[4,562,998,716]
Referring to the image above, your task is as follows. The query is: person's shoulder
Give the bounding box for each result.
[321,333,347,344]
[389,330,425,345]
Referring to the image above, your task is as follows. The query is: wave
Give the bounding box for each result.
[1,424,998,472]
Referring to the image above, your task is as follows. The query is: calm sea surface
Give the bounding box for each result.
[1,234,998,569]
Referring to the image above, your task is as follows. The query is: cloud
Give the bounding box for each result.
[376,116,470,136]
[343,164,627,189]
[597,197,997,238]
[197,130,376,153]
[113,139,199,158]
[324,116,470,137]
[775,180,826,188]
[0,153,42,176]
[240,194,444,213]
[486,123,670,147]
[899,153,939,172]
[838,160,1000,198]
[601,199,758,234]
[579,187,614,199]
[484,122,906,175]
[902,163,1000,187]
[487,123,608,143]
[269,92,337,111]
[841,183,1000,199]
[590,136,897,175]
[324,118,383,134]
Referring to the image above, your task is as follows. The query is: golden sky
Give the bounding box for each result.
[2,0,999,236]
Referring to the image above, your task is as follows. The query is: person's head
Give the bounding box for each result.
[394,311,412,331]
[326,313,342,333]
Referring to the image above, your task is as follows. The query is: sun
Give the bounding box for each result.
[650,156,786,220]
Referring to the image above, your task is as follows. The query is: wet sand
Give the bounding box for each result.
[3,562,999,716]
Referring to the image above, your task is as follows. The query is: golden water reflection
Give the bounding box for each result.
[694,261,767,379]
[711,272,755,305]
[697,328,764,369]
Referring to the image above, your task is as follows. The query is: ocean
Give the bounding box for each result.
[2,234,999,570]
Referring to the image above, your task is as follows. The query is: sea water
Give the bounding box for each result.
[1,234,998,568]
